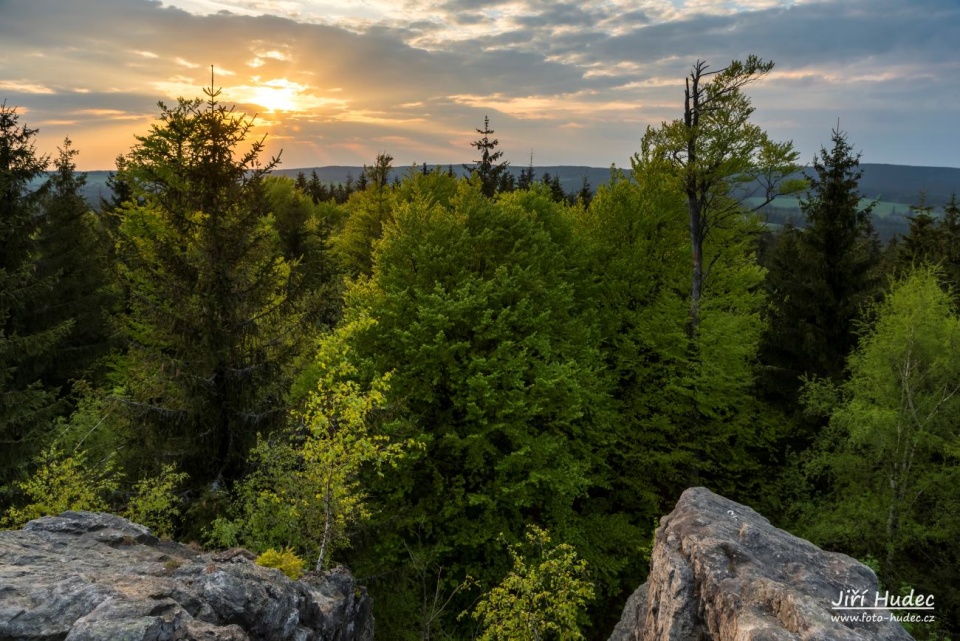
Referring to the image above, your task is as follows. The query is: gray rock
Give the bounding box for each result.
[610,488,914,641]
[0,511,373,641]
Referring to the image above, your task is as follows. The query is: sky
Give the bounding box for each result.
[1,0,958,171]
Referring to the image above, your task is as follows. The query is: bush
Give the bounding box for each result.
[256,547,305,580]
[123,464,188,539]
[1,446,118,529]
[466,526,595,641]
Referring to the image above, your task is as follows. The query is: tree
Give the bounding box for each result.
[263,176,342,329]
[101,154,134,217]
[639,56,802,331]
[466,526,595,641]
[798,268,960,634]
[0,104,70,493]
[113,83,312,486]
[466,116,508,198]
[30,139,113,391]
[518,154,535,191]
[342,182,625,637]
[209,316,413,570]
[892,192,960,298]
[575,176,592,207]
[760,128,879,417]
[574,165,776,520]
[334,153,396,277]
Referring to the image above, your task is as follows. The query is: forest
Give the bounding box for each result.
[1,57,959,640]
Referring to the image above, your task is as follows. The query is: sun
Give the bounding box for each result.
[248,80,300,113]
[231,78,347,117]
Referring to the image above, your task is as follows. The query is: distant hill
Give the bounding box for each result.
[40,163,960,241]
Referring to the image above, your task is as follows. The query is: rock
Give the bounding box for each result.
[0,511,374,641]
[610,488,914,641]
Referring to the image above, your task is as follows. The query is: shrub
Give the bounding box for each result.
[1,446,119,529]
[123,464,188,539]
[255,547,305,580]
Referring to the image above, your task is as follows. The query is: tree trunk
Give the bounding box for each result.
[316,479,333,572]
[684,66,704,336]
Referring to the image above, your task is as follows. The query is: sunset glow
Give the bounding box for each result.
[0,0,957,170]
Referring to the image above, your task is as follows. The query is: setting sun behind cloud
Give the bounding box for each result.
[229,78,347,117]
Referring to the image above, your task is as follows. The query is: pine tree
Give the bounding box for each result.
[113,84,313,486]
[576,175,593,207]
[466,115,508,198]
[101,154,134,218]
[294,170,308,193]
[306,170,326,204]
[0,104,70,492]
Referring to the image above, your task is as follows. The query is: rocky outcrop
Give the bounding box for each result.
[610,488,914,641]
[0,511,374,641]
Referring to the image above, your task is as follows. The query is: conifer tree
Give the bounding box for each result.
[466,115,508,198]
[892,193,960,297]
[113,84,313,485]
[101,154,134,218]
[761,128,879,416]
[306,170,327,204]
[0,104,70,491]
[518,153,535,191]
[30,139,113,390]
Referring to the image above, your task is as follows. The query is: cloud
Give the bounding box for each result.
[0,0,957,169]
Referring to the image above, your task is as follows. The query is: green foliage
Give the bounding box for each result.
[1,446,118,529]
[341,180,632,635]
[264,175,343,327]
[0,104,72,495]
[334,154,396,277]
[30,138,113,392]
[208,316,413,570]
[638,56,801,328]
[760,128,880,446]
[893,193,960,299]
[466,116,508,198]
[797,267,960,632]
[575,163,776,516]
[123,464,188,539]
[255,547,305,580]
[465,526,595,641]
[112,85,323,487]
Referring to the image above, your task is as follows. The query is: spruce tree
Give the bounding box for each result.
[466,115,508,198]
[0,104,70,492]
[113,84,313,485]
[30,139,113,390]
[518,153,535,190]
[760,128,879,416]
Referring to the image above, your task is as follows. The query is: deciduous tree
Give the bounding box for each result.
[798,268,960,632]
[639,56,801,331]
